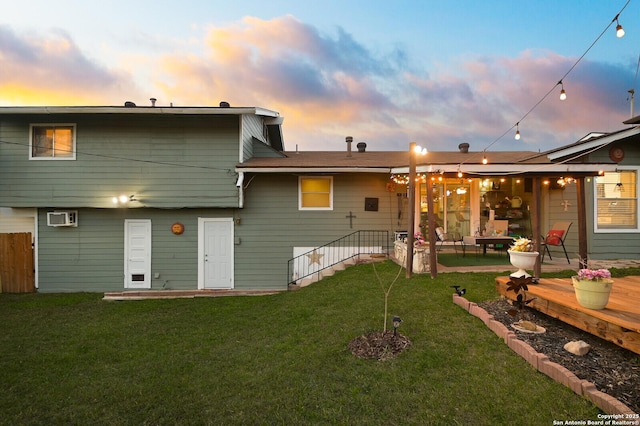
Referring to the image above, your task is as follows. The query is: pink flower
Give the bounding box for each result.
[577,268,611,281]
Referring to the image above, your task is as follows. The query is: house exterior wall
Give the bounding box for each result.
[241,114,263,161]
[544,184,579,258]
[0,114,241,209]
[234,173,402,289]
[36,207,238,292]
[35,172,401,292]
[0,208,36,235]
[583,139,640,259]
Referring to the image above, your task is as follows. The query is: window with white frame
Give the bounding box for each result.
[594,168,638,231]
[299,176,333,210]
[29,124,76,159]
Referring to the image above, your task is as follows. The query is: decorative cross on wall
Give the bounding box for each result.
[345,211,357,228]
[561,200,571,211]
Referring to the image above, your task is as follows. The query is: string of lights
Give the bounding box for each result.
[460,0,632,168]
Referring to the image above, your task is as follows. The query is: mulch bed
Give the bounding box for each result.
[479,298,639,414]
[349,330,412,361]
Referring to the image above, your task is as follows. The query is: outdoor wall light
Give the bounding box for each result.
[413,145,427,155]
[112,194,136,205]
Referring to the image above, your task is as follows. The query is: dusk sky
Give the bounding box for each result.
[2,0,639,153]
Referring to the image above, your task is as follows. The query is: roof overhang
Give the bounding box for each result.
[236,167,393,174]
[546,126,640,161]
[395,163,619,175]
[0,106,281,117]
[237,163,617,175]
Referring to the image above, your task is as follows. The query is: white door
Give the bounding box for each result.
[198,218,233,289]
[124,219,152,289]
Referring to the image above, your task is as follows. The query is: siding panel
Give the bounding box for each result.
[234,173,402,289]
[1,115,241,208]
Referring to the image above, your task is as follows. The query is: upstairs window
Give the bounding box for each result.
[29,124,76,160]
[299,176,333,210]
[594,168,638,232]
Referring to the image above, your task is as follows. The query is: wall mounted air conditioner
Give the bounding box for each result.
[47,211,78,227]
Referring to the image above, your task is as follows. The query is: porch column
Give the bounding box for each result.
[426,176,438,278]
[576,177,588,269]
[406,143,417,278]
[532,177,542,278]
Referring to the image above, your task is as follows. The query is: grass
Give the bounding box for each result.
[2,261,631,425]
[437,251,512,267]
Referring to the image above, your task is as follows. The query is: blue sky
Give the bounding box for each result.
[2,0,638,152]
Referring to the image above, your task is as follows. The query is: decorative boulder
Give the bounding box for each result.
[563,340,591,356]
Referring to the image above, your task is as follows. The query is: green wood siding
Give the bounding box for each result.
[37,208,234,292]
[233,173,402,289]
[583,139,640,259]
[545,184,579,257]
[1,114,241,208]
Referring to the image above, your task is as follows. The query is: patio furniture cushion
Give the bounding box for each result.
[546,230,564,245]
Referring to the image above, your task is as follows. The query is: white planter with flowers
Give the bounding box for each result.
[507,238,539,278]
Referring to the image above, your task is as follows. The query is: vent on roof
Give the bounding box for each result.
[124,101,136,107]
[346,136,353,157]
[219,101,230,107]
[458,143,470,153]
[356,142,367,152]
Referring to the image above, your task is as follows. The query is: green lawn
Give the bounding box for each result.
[0,261,619,425]
[436,251,512,267]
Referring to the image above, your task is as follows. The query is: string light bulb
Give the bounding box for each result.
[615,17,625,38]
[515,123,521,140]
[482,152,488,165]
[559,81,567,100]
[457,168,463,178]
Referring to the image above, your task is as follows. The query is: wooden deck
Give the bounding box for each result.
[495,276,640,355]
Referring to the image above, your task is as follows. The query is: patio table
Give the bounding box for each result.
[463,236,515,256]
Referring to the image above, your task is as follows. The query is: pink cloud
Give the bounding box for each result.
[0,25,138,105]
[0,17,633,153]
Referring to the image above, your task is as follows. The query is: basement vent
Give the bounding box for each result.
[47,211,78,227]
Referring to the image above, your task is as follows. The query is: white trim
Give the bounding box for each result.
[238,167,392,173]
[236,163,618,175]
[1,106,280,117]
[298,176,334,211]
[593,166,640,233]
[29,123,77,160]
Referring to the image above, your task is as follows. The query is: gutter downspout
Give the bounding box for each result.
[236,172,245,208]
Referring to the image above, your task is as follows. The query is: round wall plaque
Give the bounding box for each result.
[609,146,624,162]
[171,222,185,235]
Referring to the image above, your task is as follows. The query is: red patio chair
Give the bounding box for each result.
[541,221,572,264]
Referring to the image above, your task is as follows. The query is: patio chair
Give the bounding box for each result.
[435,227,465,256]
[541,221,572,264]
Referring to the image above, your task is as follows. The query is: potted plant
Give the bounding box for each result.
[571,268,613,310]
[507,237,539,278]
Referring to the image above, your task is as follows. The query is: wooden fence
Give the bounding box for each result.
[0,233,35,293]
